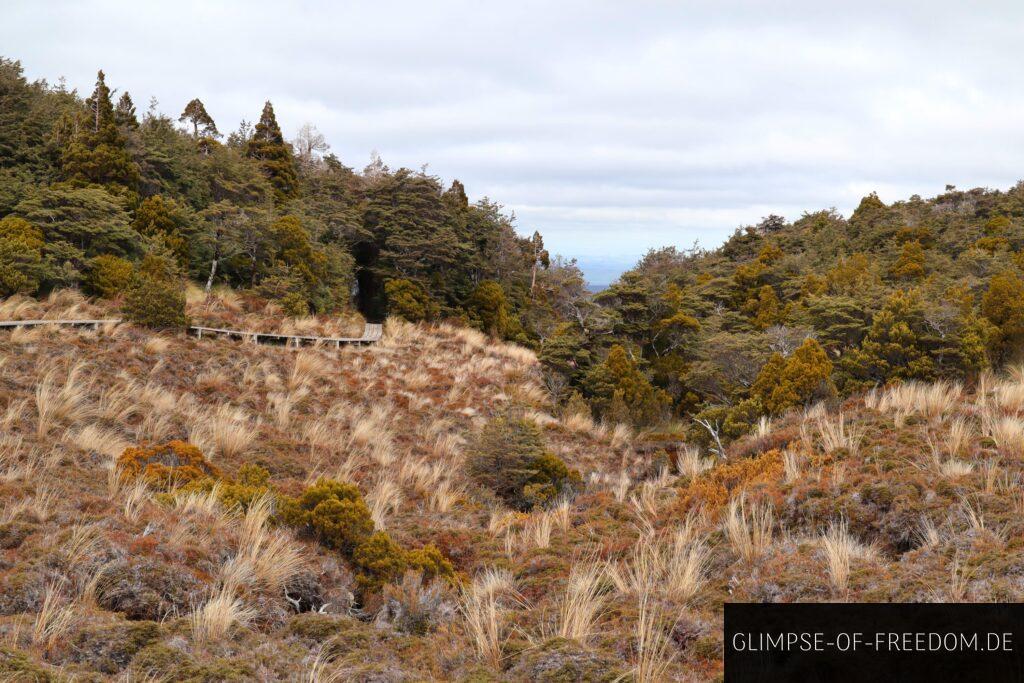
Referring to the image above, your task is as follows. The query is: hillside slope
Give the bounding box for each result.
[1,291,1023,681]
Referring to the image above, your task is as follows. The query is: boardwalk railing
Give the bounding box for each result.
[189,323,383,347]
[0,319,384,347]
[0,319,121,329]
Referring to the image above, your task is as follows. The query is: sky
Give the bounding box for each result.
[5,1,1024,285]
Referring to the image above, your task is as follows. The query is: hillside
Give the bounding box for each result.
[1,290,1023,680]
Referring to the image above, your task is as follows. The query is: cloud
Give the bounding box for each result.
[5,0,1024,283]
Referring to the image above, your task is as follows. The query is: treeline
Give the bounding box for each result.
[539,187,1024,445]
[0,58,576,333]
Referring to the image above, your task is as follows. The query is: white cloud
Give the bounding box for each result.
[5,0,1024,284]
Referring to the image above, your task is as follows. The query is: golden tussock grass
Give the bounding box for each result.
[819,519,876,593]
[459,568,521,667]
[189,585,257,643]
[724,494,774,563]
[557,560,608,644]
[631,591,676,683]
[816,413,863,456]
[35,361,91,438]
[31,582,76,652]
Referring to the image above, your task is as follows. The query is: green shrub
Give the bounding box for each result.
[0,215,44,296]
[385,278,437,322]
[468,417,582,511]
[352,531,408,594]
[281,479,374,554]
[122,253,187,329]
[85,254,134,299]
[406,543,456,583]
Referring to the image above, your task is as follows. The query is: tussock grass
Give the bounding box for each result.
[70,424,129,460]
[724,494,774,563]
[675,445,713,478]
[459,568,520,666]
[557,561,608,643]
[820,519,875,593]
[632,591,676,683]
[984,414,1024,458]
[31,582,76,651]
[196,405,256,458]
[35,361,91,437]
[816,413,863,456]
[189,585,257,643]
[367,478,403,528]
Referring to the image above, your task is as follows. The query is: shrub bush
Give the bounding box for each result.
[122,252,187,329]
[352,531,408,594]
[385,278,438,322]
[85,254,134,299]
[117,440,220,489]
[468,417,582,511]
[280,479,374,554]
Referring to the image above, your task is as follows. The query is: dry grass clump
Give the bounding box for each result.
[724,494,774,563]
[816,413,863,456]
[70,424,129,460]
[31,582,76,651]
[983,414,1024,458]
[632,591,676,683]
[194,404,257,458]
[189,585,257,643]
[35,361,91,437]
[675,445,713,478]
[557,560,609,643]
[878,380,961,423]
[366,478,404,528]
[819,519,877,593]
[459,568,521,667]
[229,495,306,592]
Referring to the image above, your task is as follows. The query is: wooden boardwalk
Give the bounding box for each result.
[0,319,383,347]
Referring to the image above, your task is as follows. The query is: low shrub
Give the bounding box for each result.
[468,417,582,510]
[280,479,374,554]
[117,440,220,490]
[85,254,134,299]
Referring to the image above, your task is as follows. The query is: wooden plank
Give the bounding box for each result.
[0,319,121,328]
[186,321,383,346]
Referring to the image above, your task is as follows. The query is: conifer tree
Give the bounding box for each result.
[890,240,926,281]
[115,92,138,130]
[246,101,298,203]
[584,344,671,426]
[60,70,138,189]
[982,271,1024,364]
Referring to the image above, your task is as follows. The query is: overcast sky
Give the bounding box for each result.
[5,1,1024,284]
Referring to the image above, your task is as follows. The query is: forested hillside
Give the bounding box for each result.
[4,55,1024,448]
[0,58,564,330]
[540,183,1024,446]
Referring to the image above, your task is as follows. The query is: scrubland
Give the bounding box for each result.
[1,290,1024,681]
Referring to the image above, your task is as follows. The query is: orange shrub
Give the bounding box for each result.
[117,440,220,489]
[675,449,783,513]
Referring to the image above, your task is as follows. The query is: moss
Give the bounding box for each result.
[506,638,623,682]
[0,647,55,682]
[97,557,204,620]
[285,613,370,648]
[131,644,253,682]
[68,620,160,674]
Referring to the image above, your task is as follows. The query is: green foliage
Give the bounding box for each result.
[13,184,138,257]
[85,254,134,298]
[281,479,374,554]
[468,280,513,336]
[467,416,582,511]
[0,215,44,295]
[406,543,456,583]
[352,531,408,594]
[60,70,138,189]
[385,278,438,322]
[982,270,1024,364]
[117,440,220,490]
[122,251,187,329]
[584,345,671,426]
[751,338,834,415]
[247,101,298,203]
[890,240,926,281]
[133,194,190,266]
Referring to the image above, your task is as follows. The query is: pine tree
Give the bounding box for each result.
[246,101,298,203]
[115,92,138,130]
[60,70,138,189]
[890,240,926,281]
